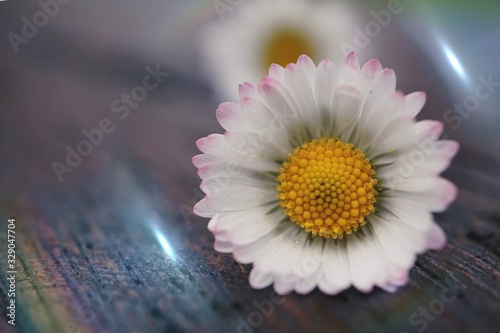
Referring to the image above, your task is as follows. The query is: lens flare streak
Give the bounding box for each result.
[443,45,466,81]
[153,227,176,260]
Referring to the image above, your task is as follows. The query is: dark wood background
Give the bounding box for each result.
[1,1,499,333]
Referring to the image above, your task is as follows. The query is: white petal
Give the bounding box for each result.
[380,284,398,293]
[258,77,308,145]
[361,223,413,286]
[283,63,320,137]
[376,140,459,182]
[207,213,219,232]
[226,208,285,246]
[195,134,232,155]
[197,160,274,180]
[249,269,274,289]
[360,58,383,81]
[210,203,275,232]
[384,175,440,193]
[293,237,324,294]
[294,265,323,294]
[385,177,458,212]
[356,91,405,152]
[239,81,258,100]
[273,278,295,295]
[314,59,338,112]
[240,95,278,131]
[214,240,234,253]
[296,54,318,86]
[194,186,276,217]
[272,234,324,294]
[223,130,290,163]
[424,222,447,250]
[192,154,222,168]
[367,217,415,271]
[337,52,362,90]
[342,52,361,70]
[268,63,285,82]
[414,120,444,140]
[420,140,460,174]
[378,272,410,292]
[404,91,426,117]
[368,120,415,159]
[382,198,433,233]
[196,134,276,171]
[374,206,430,254]
[200,174,274,195]
[232,222,293,264]
[346,232,384,293]
[371,119,445,166]
[216,102,253,132]
[363,68,397,113]
[256,81,299,136]
[212,228,229,242]
[197,132,281,173]
[318,239,351,295]
[252,225,306,274]
[330,85,362,142]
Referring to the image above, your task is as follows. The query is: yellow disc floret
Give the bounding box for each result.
[276,138,378,239]
[262,28,316,71]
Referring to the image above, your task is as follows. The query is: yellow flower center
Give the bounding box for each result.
[277,138,378,239]
[262,27,316,71]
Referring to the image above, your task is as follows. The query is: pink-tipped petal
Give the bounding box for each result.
[404,91,427,117]
[192,153,225,168]
[238,82,257,100]
[343,51,361,70]
[367,68,397,99]
[361,58,383,79]
[437,179,458,212]
[314,59,338,111]
[195,134,232,155]
[296,54,317,84]
[207,214,220,232]
[426,223,447,250]
[249,269,274,289]
[214,240,234,253]
[414,120,444,141]
[297,54,315,68]
[318,59,336,70]
[268,63,285,82]
[216,102,250,132]
[193,198,215,218]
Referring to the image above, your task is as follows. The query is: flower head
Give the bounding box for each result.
[193,53,459,295]
[201,0,354,100]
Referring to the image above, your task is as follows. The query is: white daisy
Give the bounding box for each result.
[193,53,459,295]
[200,0,354,101]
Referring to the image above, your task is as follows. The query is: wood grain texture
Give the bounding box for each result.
[1,3,500,332]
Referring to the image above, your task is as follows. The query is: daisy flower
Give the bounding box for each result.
[193,53,459,295]
[201,0,354,101]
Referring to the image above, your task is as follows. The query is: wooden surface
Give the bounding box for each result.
[1,2,500,333]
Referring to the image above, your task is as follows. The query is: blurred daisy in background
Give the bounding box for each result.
[200,0,355,101]
[193,53,458,295]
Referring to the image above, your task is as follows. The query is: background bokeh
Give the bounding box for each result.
[0,1,499,333]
